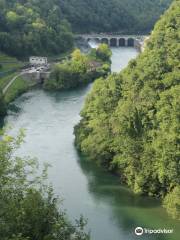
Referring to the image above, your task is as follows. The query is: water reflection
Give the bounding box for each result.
[77,155,179,240]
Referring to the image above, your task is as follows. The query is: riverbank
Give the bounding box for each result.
[4,75,39,104]
[0,74,38,123]
[0,53,28,105]
[0,71,39,104]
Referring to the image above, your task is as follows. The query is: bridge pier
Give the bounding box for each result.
[125,39,128,47]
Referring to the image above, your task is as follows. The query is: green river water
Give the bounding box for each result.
[4,47,180,240]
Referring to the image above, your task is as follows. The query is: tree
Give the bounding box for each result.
[163,186,180,220]
[0,131,89,240]
[71,49,88,73]
[96,44,112,62]
[59,0,171,33]
[0,0,74,57]
[44,48,111,90]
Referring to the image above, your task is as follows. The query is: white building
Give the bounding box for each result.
[29,56,48,65]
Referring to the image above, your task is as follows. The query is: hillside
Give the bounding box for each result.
[60,0,172,33]
[0,0,73,58]
[0,0,172,58]
[75,0,180,220]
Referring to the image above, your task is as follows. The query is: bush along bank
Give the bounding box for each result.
[43,44,112,90]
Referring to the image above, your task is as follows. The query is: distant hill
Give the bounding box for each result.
[60,0,172,33]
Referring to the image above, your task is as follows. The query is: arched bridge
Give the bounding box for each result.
[76,34,147,49]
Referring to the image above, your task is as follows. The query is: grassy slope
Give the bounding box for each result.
[0,53,33,103]
[4,76,29,103]
[0,52,26,90]
[0,73,17,90]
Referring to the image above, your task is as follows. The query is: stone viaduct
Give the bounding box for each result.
[76,34,146,49]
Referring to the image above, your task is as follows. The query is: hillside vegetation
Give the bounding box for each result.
[75,0,180,220]
[0,0,73,58]
[0,0,172,58]
[60,0,172,33]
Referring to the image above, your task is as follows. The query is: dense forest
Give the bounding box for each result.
[44,44,112,90]
[0,0,73,57]
[60,0,172,33]
[0,131,89,240]
[75,0,180,220]
[0,0,172,58]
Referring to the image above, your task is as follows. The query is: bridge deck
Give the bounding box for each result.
[76,34,147,39]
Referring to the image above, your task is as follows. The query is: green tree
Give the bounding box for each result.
[0,0,74,57]
[44,47,111,90]
[59,0,171,33]
[96,44,112,63]
[163,186,180,220]
[0,131,90,240]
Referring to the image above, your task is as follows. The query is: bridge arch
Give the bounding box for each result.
[94,38,100,43]
[101,38,109,45]
[119,38,126,47]
[127,38,134,47]
[110,38,117,47]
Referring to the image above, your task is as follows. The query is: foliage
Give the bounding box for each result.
[0,0,172,58]
[0,0,73,58]
[0,131,90,240]
[60,0,172,33]
[163,186,180,220]
[0,89,6,116]
[44,45,112,90]
[4,76,30,103]
[75,0,180,219]
[95,44,112,63]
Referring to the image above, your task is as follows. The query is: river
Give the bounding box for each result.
[4,47,180,240]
